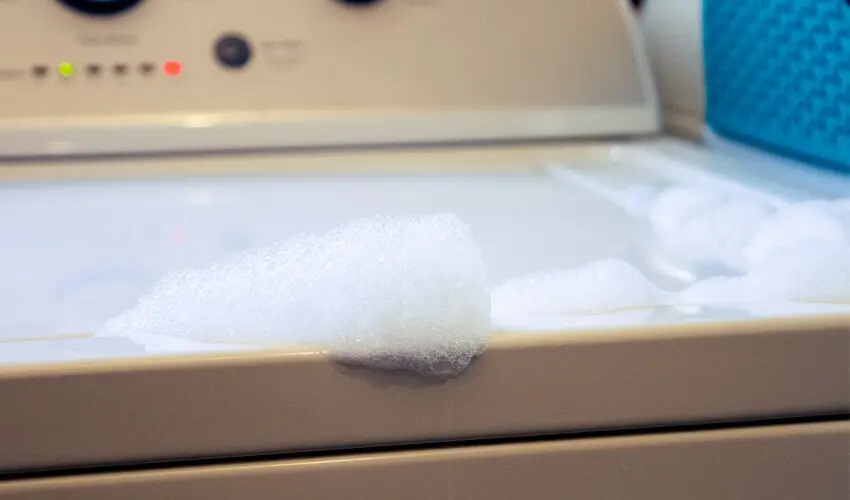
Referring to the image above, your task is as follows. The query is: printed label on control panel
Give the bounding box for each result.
[262,39,305,67]
[0,68,26,82]
[79,34,139,48]
[0,69,25,81]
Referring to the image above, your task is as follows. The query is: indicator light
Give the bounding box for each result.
[58,62,75,78]
[163,61,183,76]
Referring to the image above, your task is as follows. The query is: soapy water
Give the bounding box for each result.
[95,193,850,376]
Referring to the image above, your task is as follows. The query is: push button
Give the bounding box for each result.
[215,34,252,70]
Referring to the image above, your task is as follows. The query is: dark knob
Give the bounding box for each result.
[215,34,253,70]
[336,0,383,6]
[58,0,144,16]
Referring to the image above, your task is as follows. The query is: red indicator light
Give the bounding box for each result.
[163,61,183,76]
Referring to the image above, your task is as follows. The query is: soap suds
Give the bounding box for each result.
[97,213,490,378]
[747,242,850,303]
[637,185,850,277]
[490,259,670,330]
[611,184,850,311]
[680,242,850,307]
[95,185,850,368]
[743,201,850,267]
[647,186,775,271]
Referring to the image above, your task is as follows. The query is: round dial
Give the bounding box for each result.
[336,0,383,6]
[58,0,144,16]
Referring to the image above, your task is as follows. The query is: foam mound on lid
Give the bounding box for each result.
[743,200,850,267]
[96,213,490,378]
[630,182,850,275]
[645,186,775,271]
[680,242,850,306]
[748,242,850,303]
[491,258,670,330]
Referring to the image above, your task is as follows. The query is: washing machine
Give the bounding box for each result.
[0,0,847,498]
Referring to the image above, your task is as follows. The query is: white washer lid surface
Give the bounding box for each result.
[0,139,847,473]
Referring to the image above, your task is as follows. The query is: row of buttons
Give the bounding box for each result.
[31,61,182,79]
[21,34,250,82]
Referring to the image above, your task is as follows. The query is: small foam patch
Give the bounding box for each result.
[643,187,850,280]
[647,186,774,270]
[748,242,850,303]
[491,258,670,329]
[743,200,850,267]
[680,242,850,306]
[97,213,490,378]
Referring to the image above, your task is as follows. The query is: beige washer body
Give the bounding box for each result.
[0,0,847,498]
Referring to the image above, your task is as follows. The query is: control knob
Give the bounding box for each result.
[58,0,144,16]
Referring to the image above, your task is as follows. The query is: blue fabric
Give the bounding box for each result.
[704,0,850,174]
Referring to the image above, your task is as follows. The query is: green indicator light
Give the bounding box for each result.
[58,62,75,78]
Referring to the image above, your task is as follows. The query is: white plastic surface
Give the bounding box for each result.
[1,139,848,366]
[0,161,632,344]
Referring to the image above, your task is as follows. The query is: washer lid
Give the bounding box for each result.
[0,140,847,474]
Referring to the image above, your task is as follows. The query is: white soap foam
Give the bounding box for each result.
[96,213,490,377]
[743,200,850,267]
[645,186,850,274]
[680,242,850,307]
[648,189,850,310]
[648,187,725,244]
[647,186,775,271]
[747,242,850,303]
[491,258,670,330]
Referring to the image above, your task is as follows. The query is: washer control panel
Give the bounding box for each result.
[0,0,656,154]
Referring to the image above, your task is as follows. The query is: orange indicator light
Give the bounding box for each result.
[163,61,183,76]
